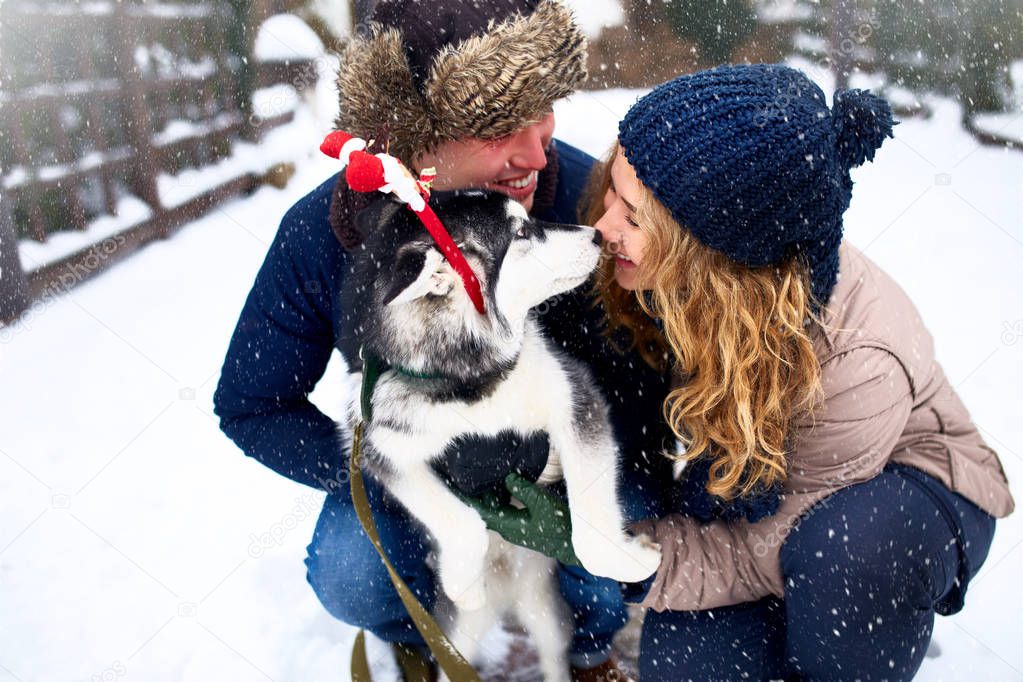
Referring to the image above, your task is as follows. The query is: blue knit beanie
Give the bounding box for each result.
[619,64,895,308]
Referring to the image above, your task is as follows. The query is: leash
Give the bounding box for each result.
[349,349,482,682]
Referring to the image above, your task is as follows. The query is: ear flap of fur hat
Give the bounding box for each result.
[334,0,586,165]
[335,27,435,161]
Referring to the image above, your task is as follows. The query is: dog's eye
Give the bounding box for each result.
[515,225,529,239]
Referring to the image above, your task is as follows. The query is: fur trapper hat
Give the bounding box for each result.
[334,0,587,165]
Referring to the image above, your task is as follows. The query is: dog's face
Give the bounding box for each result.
[490,198,603,323]
[346,191,601,371]
[361,191,601,325]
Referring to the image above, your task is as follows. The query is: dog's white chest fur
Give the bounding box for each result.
[365,330,571,464]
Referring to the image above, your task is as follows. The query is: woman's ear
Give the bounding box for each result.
[383,249,454,306]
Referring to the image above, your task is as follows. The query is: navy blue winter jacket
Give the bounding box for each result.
[213,140,675,500]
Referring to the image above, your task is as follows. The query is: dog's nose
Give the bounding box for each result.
[591,229,603,246]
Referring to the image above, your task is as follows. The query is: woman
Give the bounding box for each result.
[587,64,1014,680]
[470,63,1014,680]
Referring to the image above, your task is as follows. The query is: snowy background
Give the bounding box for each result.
[2,6,1023,682]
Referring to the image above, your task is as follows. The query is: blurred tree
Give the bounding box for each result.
[660,0,757,64]
[830,0,855,91]
[874,0,1023,114]
[0,193,31,323]
[225,0,257,130]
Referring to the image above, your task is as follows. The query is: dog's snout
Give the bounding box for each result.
[591,229,603,246]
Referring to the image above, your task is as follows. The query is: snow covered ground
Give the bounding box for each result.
[2,69,1023,681]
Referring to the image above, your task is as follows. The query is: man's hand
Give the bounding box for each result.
[457,472,581,567]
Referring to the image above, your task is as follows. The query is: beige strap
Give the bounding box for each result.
[349,421,482,681]
[350,630,371,682]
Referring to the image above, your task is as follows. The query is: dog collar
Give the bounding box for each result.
[361,348,508,404]
[391,365,447,382]
[320,131,486,316]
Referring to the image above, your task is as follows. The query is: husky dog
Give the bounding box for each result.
[338,191,661,680]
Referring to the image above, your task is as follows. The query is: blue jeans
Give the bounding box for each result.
[305,468,665,667]
[639,464,997,681]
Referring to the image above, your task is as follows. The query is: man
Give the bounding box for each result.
[213,1,673,678]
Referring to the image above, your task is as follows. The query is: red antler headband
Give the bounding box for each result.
[320,131,486,316]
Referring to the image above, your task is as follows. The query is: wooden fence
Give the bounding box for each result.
[0,0,314,323]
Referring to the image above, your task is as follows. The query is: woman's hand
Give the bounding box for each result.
[456,473,581,567]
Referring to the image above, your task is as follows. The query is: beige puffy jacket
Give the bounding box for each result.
[630,241,1014,612]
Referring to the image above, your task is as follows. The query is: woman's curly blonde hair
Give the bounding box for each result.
[582,144,825,500]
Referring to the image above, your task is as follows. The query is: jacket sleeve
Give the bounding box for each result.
[213,199,348,493]
[629,346,914,612]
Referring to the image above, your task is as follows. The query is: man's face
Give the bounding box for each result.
[413,112,556,213]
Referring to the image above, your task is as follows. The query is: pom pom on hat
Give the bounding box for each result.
[346,152,387,193]
[319,131,428,211]
[320,131,367,166]
[832,89,896,167]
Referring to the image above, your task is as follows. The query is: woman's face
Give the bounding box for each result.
[594,147,650,291]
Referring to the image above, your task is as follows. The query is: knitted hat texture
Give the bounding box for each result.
[619,64,895,307]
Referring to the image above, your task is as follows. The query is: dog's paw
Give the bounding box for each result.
[442,555,488,611]
[574,529,662,583]
[614,534,663,582]
[449,577,487,612]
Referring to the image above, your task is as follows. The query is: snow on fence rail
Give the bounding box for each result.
[0,0,317,323]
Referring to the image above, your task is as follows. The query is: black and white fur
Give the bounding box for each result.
[338,191,661,680]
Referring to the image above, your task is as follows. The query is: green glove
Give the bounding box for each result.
[457,473,581,567]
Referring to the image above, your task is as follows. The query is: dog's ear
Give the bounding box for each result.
[383,248,455,306]
[354,196,403,239]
